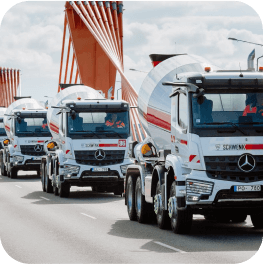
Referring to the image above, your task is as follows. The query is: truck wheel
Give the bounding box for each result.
[154,181,169,229]
[45,165,53,193]
[135,177,149,223]
[126,175,137,221]
[53,184,58,196]
[1,161,7,176]
[231,214,247,223]
[41,164,46,192]
[251,213,263,228]
[169,181,192,234]
[58,182,70,198]
[10,167,17,179]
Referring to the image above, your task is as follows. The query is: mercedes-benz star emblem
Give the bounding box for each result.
[95,149,106,160]
[34,144,43,152]
[238,154,256,172]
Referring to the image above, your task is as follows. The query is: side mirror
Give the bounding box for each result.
[182,128,187,134]
[70,110,76,120]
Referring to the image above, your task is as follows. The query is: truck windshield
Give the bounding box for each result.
[0,119,6,136]
[191,92,263,136]
[15,115,52,137]
[67,111,130,139]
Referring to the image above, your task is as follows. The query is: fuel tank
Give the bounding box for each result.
[4,98,45,139]
[138,54,220,150]
[47,85,104,140]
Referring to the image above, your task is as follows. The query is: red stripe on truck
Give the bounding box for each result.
[146,107,171,131]
[99,144,118,147]
[245,144,263,150]
[49,122,59,134]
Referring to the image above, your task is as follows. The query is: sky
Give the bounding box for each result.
[0,1,263,103]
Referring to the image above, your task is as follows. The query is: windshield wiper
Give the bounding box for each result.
[203,122,248,136]
[239,122,263,125]
[79,131,99,138]
[99,130,124,138]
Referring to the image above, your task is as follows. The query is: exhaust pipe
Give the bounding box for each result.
[247,49,255,71]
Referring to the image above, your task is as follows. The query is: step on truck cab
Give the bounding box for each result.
[41,85,133,198]
[125,51,263,233]
[1,97,52,178]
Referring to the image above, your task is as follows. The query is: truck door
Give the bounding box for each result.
[174,92,189,162]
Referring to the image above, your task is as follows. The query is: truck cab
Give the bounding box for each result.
[1,99,52,178]
[41,86,133,198]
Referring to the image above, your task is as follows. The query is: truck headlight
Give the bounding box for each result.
[14,155,24,162]
[186,179,213,198]
[64,165,80,175]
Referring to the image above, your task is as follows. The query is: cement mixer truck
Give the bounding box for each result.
[40,85,132,198]
[125,51,263,233]
[0,97,52,178]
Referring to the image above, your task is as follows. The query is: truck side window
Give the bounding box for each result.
[178,93,188,129]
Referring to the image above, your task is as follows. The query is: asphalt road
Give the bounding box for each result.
[0,171,262,264]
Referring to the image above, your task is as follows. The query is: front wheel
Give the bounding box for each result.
[10,167,17,179]
[168,181,192,234]
[126,176,136,221]
[135,177,150,223]
[251,213,263,229]
[41,163,46,192]
[58,182,70,198]
[45,165,53,193]
[154,181,169,229]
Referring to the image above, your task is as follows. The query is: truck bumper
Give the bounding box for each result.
[59,159,132,187]
[184,170,263,211]
[12,154,42,170]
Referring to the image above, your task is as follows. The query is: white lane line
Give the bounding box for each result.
[40,196,50,201]
[15,185,22,188]
[81,213,96,220]
[154,241,187,253]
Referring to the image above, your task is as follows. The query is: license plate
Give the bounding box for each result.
[234,185,261,192]
[92,168,108,172]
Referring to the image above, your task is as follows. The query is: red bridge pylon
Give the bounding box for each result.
[58,1,146,141]
[0,67,21,107]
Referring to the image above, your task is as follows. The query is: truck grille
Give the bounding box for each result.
[74,150,125,166]
[205,155,263,183]
[20,145,45,156]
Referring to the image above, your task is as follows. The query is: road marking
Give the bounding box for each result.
[154,241,186,253]
[40,196,50,201]
[15,185,22,188]
[81,213,96,220]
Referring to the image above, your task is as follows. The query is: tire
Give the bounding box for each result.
[41,163,46,192]
[10,167,17,179]
[1,160,7,176]
[135,177,150,223]
[231,214,247,223]
[53,184,58,196]
[45,165,53,193]
[126,175,137,221]
[37,169,41,178]
[155,181,169,229]
[58,182,70,198]
[169,181,192,234]
[215,214,231,223]
[251,213,263,229]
